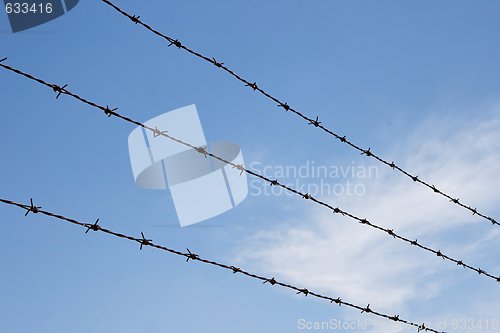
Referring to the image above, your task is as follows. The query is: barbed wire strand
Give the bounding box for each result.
[0,197,443,333]
[98,0,498,229]
[0,61,498,285]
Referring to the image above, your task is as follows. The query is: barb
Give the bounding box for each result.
[194,146,209,158]
[24,198,41,216]
[138,232,152,250]
[85,218,100,233]
[0,62,498,284]
[232,163,245,175]
[185,248,199,262]
[52,84,68,99]
[152,126,168,138]
[0,197,445,333]
[104,106,118,117]
[98,0,498,228]
[230,266,241,274]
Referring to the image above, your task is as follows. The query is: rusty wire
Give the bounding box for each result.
[0,196,444,333]
[98,0,498,229]
[0,61,498,284]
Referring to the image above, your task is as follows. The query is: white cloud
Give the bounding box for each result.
[236,107,500,330]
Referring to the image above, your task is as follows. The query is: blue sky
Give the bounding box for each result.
[1,1,499,332]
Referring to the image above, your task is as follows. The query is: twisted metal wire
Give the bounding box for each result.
[0,196,443,333]
[0,61,498,284]
[98,0,498,229]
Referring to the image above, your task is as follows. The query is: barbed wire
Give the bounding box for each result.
[0,61,498,285]
[98,0,498,229]
[0,197,443,333]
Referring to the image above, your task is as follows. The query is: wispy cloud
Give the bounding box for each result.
[236,107,500,329]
